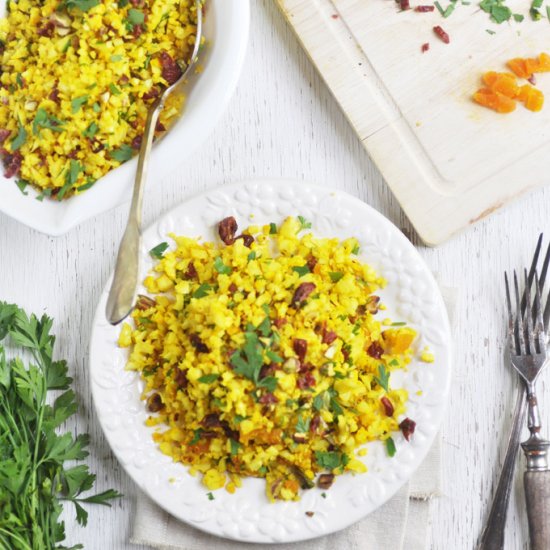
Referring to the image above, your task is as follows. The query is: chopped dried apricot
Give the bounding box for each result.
[473,88,516,113]
[517,85,544,112]
[507,58,530,79]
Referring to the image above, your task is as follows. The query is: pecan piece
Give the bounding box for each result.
[367,341,384,359]
[218,216,238,245]
[258,392,278,405]
[365,296,381,314]
[293,338,307,362]
[292,433,307,444]
[159,51,182,84]
[190,334,209,353]
[322,329,337,345]
[201,413,221,428]
[297,372,316,389]
[184,261,198,280]
[135,294,156,311]
[399,418,416,441]
[235,234,254,248]
[292,282,316,307]
[146,393,164,413]
[380,396,394,416]
[174,368,188,389]
[306,256,318,272]
[317,473,335,490]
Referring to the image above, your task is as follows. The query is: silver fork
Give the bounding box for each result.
[508,270,550,550]
[478,238,550,550]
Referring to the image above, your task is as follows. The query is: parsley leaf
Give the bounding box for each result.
[295,414,310,433]
[257,376,277,393]
[329,272,344,283]
[190,429,202,445]
[266,350,283,363]
[206,492,214,500]
[230,331,264,383]
[234,414,249,424]
[57,159,82,201]
[71,95,89,113]
[314,451,348,470]
[15,179,29,195]
[63,0,99,10]
[213,257,232,275]
[126,8,145,30]
[269,222,277,234]
[297,215,312,231]
[230,438,241,456]
[110,144,133,163]
[198,373,219,384]
[292,265,310,277]
[193,284,213,299]
[386,437,396,457]
[11,122,27,151]
[33,108,65,136]
[109,83,121,96]
[82,122,99,139]
[374,364,390,392]
[149,242,169,260]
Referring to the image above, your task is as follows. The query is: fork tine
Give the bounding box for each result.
[522,233,543,313]
[505,272,516,355]
[515,271,526,355]
[534,270,545,353]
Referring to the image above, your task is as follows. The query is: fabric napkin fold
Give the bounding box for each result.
[130,287,456,550]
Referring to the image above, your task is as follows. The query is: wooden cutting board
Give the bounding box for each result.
[276,0,550,245]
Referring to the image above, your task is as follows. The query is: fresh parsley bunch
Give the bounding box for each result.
[0,303,121,550]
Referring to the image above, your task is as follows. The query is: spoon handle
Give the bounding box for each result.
[105,98,163,325]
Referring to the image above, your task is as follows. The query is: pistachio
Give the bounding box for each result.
[283,357,299,373]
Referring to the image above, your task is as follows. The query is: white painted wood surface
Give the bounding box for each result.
[0,1,549,548]
[277,0,550,245]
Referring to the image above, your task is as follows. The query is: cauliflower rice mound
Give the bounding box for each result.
[0,0,198,198]
[118,216,421,500]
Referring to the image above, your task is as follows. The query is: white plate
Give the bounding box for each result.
[90,179,452,544]
[0,0,250,236]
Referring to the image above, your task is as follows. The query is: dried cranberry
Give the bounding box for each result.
[310,415,321,433]
[297,372,316,389]
[322,330,337,345]
[399,418,416,441]
[37,21,55,37]
[190,334,209,353]
[218,216,238,245]
[380,396,394,416]
[307,256,318,272]
[228,283,238,294]
[0,129,11,144]
[367,342,384,359]
[132,24,144,38]
[142,87,160,100]
[131,135,143,150]
[184,262,198,280]
[292,282,316,307]
[293,339,307,361]
[155,120,166,133]
[259,392,278,404]
[159,51,182,85]
[3,152,22,179]
[274,317,287,329]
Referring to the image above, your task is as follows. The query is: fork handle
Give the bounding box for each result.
[524,470,550,550]
[477,386,526,550]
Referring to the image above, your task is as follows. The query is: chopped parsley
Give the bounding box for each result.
[71,95,89,113]
[149,242,169,260]
[329,272,344,283]
[192,284,213,299]
[110,144,133,163]
[82,122,99,139]
[257,376,277,393]
[198,374,219,384]
[269,222,277,234]
[126,8,145,31]
[206,492,214,501]
[57,160,82,201]
[374,364,390,392]
[213,257,232,275]
[266,350,283,363]
[295,414,310,433]
[386,437,397,458]
[314,451,349,471]
[292,265,310,277]
[11,122,26,150]
[33,108,65,136]
[229,438,241,456]
[190,429,202,445]
[15,179,28,195]
[109,83,121,96]
[62,0,100,11]
[297,215,312,231]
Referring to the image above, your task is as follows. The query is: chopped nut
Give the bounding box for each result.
[305,511,315,517]
[292,433,307,444]
[283,357,299,373]
[146,393,163,413]
[135,294,156,311]
[317,473,335,490]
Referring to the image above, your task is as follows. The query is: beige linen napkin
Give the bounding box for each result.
[131,287,456,550]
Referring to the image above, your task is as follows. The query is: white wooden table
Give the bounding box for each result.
[1,1,549,548]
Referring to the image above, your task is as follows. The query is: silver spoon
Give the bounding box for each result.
[106,1,203,325]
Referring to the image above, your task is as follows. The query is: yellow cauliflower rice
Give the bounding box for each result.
[0,0,199,198]
[118,216,421,501]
